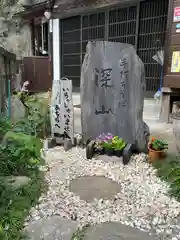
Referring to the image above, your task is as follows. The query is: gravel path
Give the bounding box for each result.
[25,147,180,240]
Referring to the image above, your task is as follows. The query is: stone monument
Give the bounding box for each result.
[81,41,149,152]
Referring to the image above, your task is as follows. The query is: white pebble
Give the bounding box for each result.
[26,147,180,239]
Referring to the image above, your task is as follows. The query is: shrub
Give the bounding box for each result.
[14,94,51,138]
[0,130,44,239]
[0,116,12,141]
[0,132,42,177]
[153,155,180,201]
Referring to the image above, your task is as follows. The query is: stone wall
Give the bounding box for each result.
[1,24,32,58]
[0,0,32,58]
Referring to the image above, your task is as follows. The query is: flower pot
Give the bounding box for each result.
[115,150,122,157]
[105,148,114,156]
[148,146,166,162]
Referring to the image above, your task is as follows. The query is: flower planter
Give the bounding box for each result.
[148,146,166,162]
[115,150,122,157]
[94,148,104,155]
[105,148,114,156]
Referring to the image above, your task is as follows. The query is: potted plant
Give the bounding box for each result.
[112,136,126,157]
[95,133,114,156]
[148,137,168,162]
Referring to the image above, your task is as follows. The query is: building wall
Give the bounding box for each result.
[53,0,142,18]
[164,0,180,89]
[3,23,32,59]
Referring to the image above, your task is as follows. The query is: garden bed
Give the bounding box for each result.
[0,93,50,239]
[86,134,138,165]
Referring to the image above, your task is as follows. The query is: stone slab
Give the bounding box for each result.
[81,41,149,152]
[2,176,31,189]
[84,222,157,240]
[26,216,77,240]
[69,176,120,202]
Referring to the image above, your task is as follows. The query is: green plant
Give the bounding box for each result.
[71,225,90,240]
[102,141,113,150]
[0,132,42,176]
[112,136,126,151]
[153,155,180,201]
[0,129,45,240]
[150,138,168,151]
[14,94,51,138]
[0,115,12,141]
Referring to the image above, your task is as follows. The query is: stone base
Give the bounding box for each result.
[86,141,136,165]
[69,176,120,202]
[84,222,156,240]
[160,92,170,123]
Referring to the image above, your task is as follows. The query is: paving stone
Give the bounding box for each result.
[25,216,77,240]
[2,176,31,189]
[69,176,120,202]
[84,222,157,240]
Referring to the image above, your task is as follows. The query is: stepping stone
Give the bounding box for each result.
[25,216,77,240]
[84,222,157,240]
[1,176,31,189]
[69,176,120,202]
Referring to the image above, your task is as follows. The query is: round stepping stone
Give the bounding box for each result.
[69,176,120,202]
[84,222,157,240]
[25,216,77,240]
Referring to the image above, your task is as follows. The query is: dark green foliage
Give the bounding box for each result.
[0,115,12,141]
[0,100,45,239]
[0,132,42,176]
[14,94,51,138]
[153,155,180,201]
[151,139,168,151]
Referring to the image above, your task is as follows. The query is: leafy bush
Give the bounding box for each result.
[112,136,126,151]
[0,159,44,240]
[150,137,168,151]
[0,115,12,141]
[153,155,180,201]
[0,121,44,239]
[2,131,42,158]
[14,94,51,138]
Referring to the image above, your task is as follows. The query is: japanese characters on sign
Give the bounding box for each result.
[94,58,128,115]
[119,58,128,108]
[174,7,180,22]
[50,78,74,141]
[63,87,71,134]
[95,105,113,115]
[95,68,113,88]
[54,104,61,129]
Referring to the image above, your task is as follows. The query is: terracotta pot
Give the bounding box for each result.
[148,146,166,162]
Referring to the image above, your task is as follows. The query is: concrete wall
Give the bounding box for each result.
[3,23,32,59]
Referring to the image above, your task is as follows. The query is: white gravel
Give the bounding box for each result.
[26,147,180,240]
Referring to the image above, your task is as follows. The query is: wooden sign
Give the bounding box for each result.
[50,78,74,142]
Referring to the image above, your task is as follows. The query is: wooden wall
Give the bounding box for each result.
[164,0,180,88]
